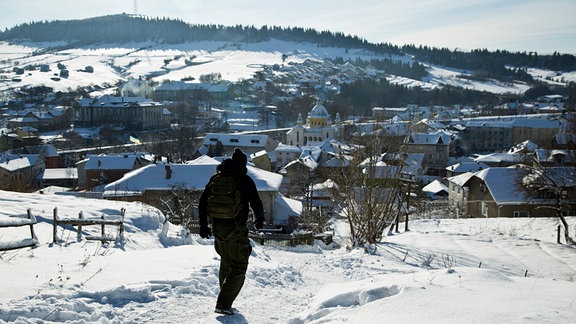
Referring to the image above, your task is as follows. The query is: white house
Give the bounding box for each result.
[103,156,301,226]
[197,133,278,157]
[0,153,45,191]
[274,144,302,170]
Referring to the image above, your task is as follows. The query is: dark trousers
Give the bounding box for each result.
[213,223,252,309]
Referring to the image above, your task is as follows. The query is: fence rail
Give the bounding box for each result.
[249,231,316,247]
[52,207,125,243]
[0,209,39,251]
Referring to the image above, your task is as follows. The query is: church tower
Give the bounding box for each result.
[286,101,341,147]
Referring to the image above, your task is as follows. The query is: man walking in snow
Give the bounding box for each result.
[198,147,265,315]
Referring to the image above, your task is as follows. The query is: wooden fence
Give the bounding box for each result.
[52,207,125,243]
[188,220,329,247]
[0,209,39,251]
[249,231,316,247]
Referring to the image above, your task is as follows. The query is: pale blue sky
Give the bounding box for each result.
[1,0,574,54]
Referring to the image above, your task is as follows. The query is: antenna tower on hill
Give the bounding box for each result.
[133,0,139,16]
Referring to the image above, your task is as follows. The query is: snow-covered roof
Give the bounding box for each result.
[185,155,220,165]
[508,140,540,153]
[78,95,162,108]
[105,163,220,193]
[275,143,302,153]
[34,185,70,194]
[417,119,446,130]
[0,154,43,171]
[362,153,424,179]
[447,172,475,186]
[201,133,270,148]
[103,157,283,197]
[299,147,322,162]
[455,116,561,129]
[39,168,78,180]
[300,155,319,170]
[322,154,352,167]
[251,150,268,159]
[273,195,302,223]
[407,131,452,145]
[473,153,526,164]
[446,161,490,173]
[9,116,39,123]
[85,154,144,170]
[474,167,529,204]
[463,119,514,128]
[308,102,329,118]
[312,179,338,192]
[48,106,67,117]
[422,180,448,195]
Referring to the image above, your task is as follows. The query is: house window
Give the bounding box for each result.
[513,211,529,217]
[479,183,487,193]
[537,191,555,199]
[481,202,489,217]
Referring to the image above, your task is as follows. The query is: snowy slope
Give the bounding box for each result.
[0,190,575,323]
[1,39,561,96]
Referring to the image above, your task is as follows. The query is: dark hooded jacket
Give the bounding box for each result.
[198,158,264,228]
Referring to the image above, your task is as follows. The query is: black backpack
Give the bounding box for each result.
[206,171,243,220]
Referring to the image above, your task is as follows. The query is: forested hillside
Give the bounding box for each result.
[2,13,575,76]
[1,14,575,111]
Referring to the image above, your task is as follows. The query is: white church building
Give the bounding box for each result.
[285,102,342,147]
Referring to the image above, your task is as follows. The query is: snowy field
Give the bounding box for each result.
[0,39,564,97]
[1,190,575,323]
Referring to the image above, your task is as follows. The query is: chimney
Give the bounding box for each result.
[165,164,172,179]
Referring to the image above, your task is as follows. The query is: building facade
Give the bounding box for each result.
[285,102,342,147]
[73,95,170,130]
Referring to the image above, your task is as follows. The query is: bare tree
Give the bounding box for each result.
[157,185,202,235]
[330,135,405,247]
[523,157,575,244]
[520,113,576,244]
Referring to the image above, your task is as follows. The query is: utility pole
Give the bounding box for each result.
[400,172,415,232]
[405,179,411,232]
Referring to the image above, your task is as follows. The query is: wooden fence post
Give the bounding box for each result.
[53,207,58,243]
[119,208,126,242]
[77,211,83,240]
[101,214,105,243]
[27,208,36,240]
[557,225,561,244]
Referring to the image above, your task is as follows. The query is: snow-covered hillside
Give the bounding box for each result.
[1,190,575,323]
[2,39,566,96]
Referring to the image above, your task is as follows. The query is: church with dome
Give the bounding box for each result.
[285,101,342,147]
